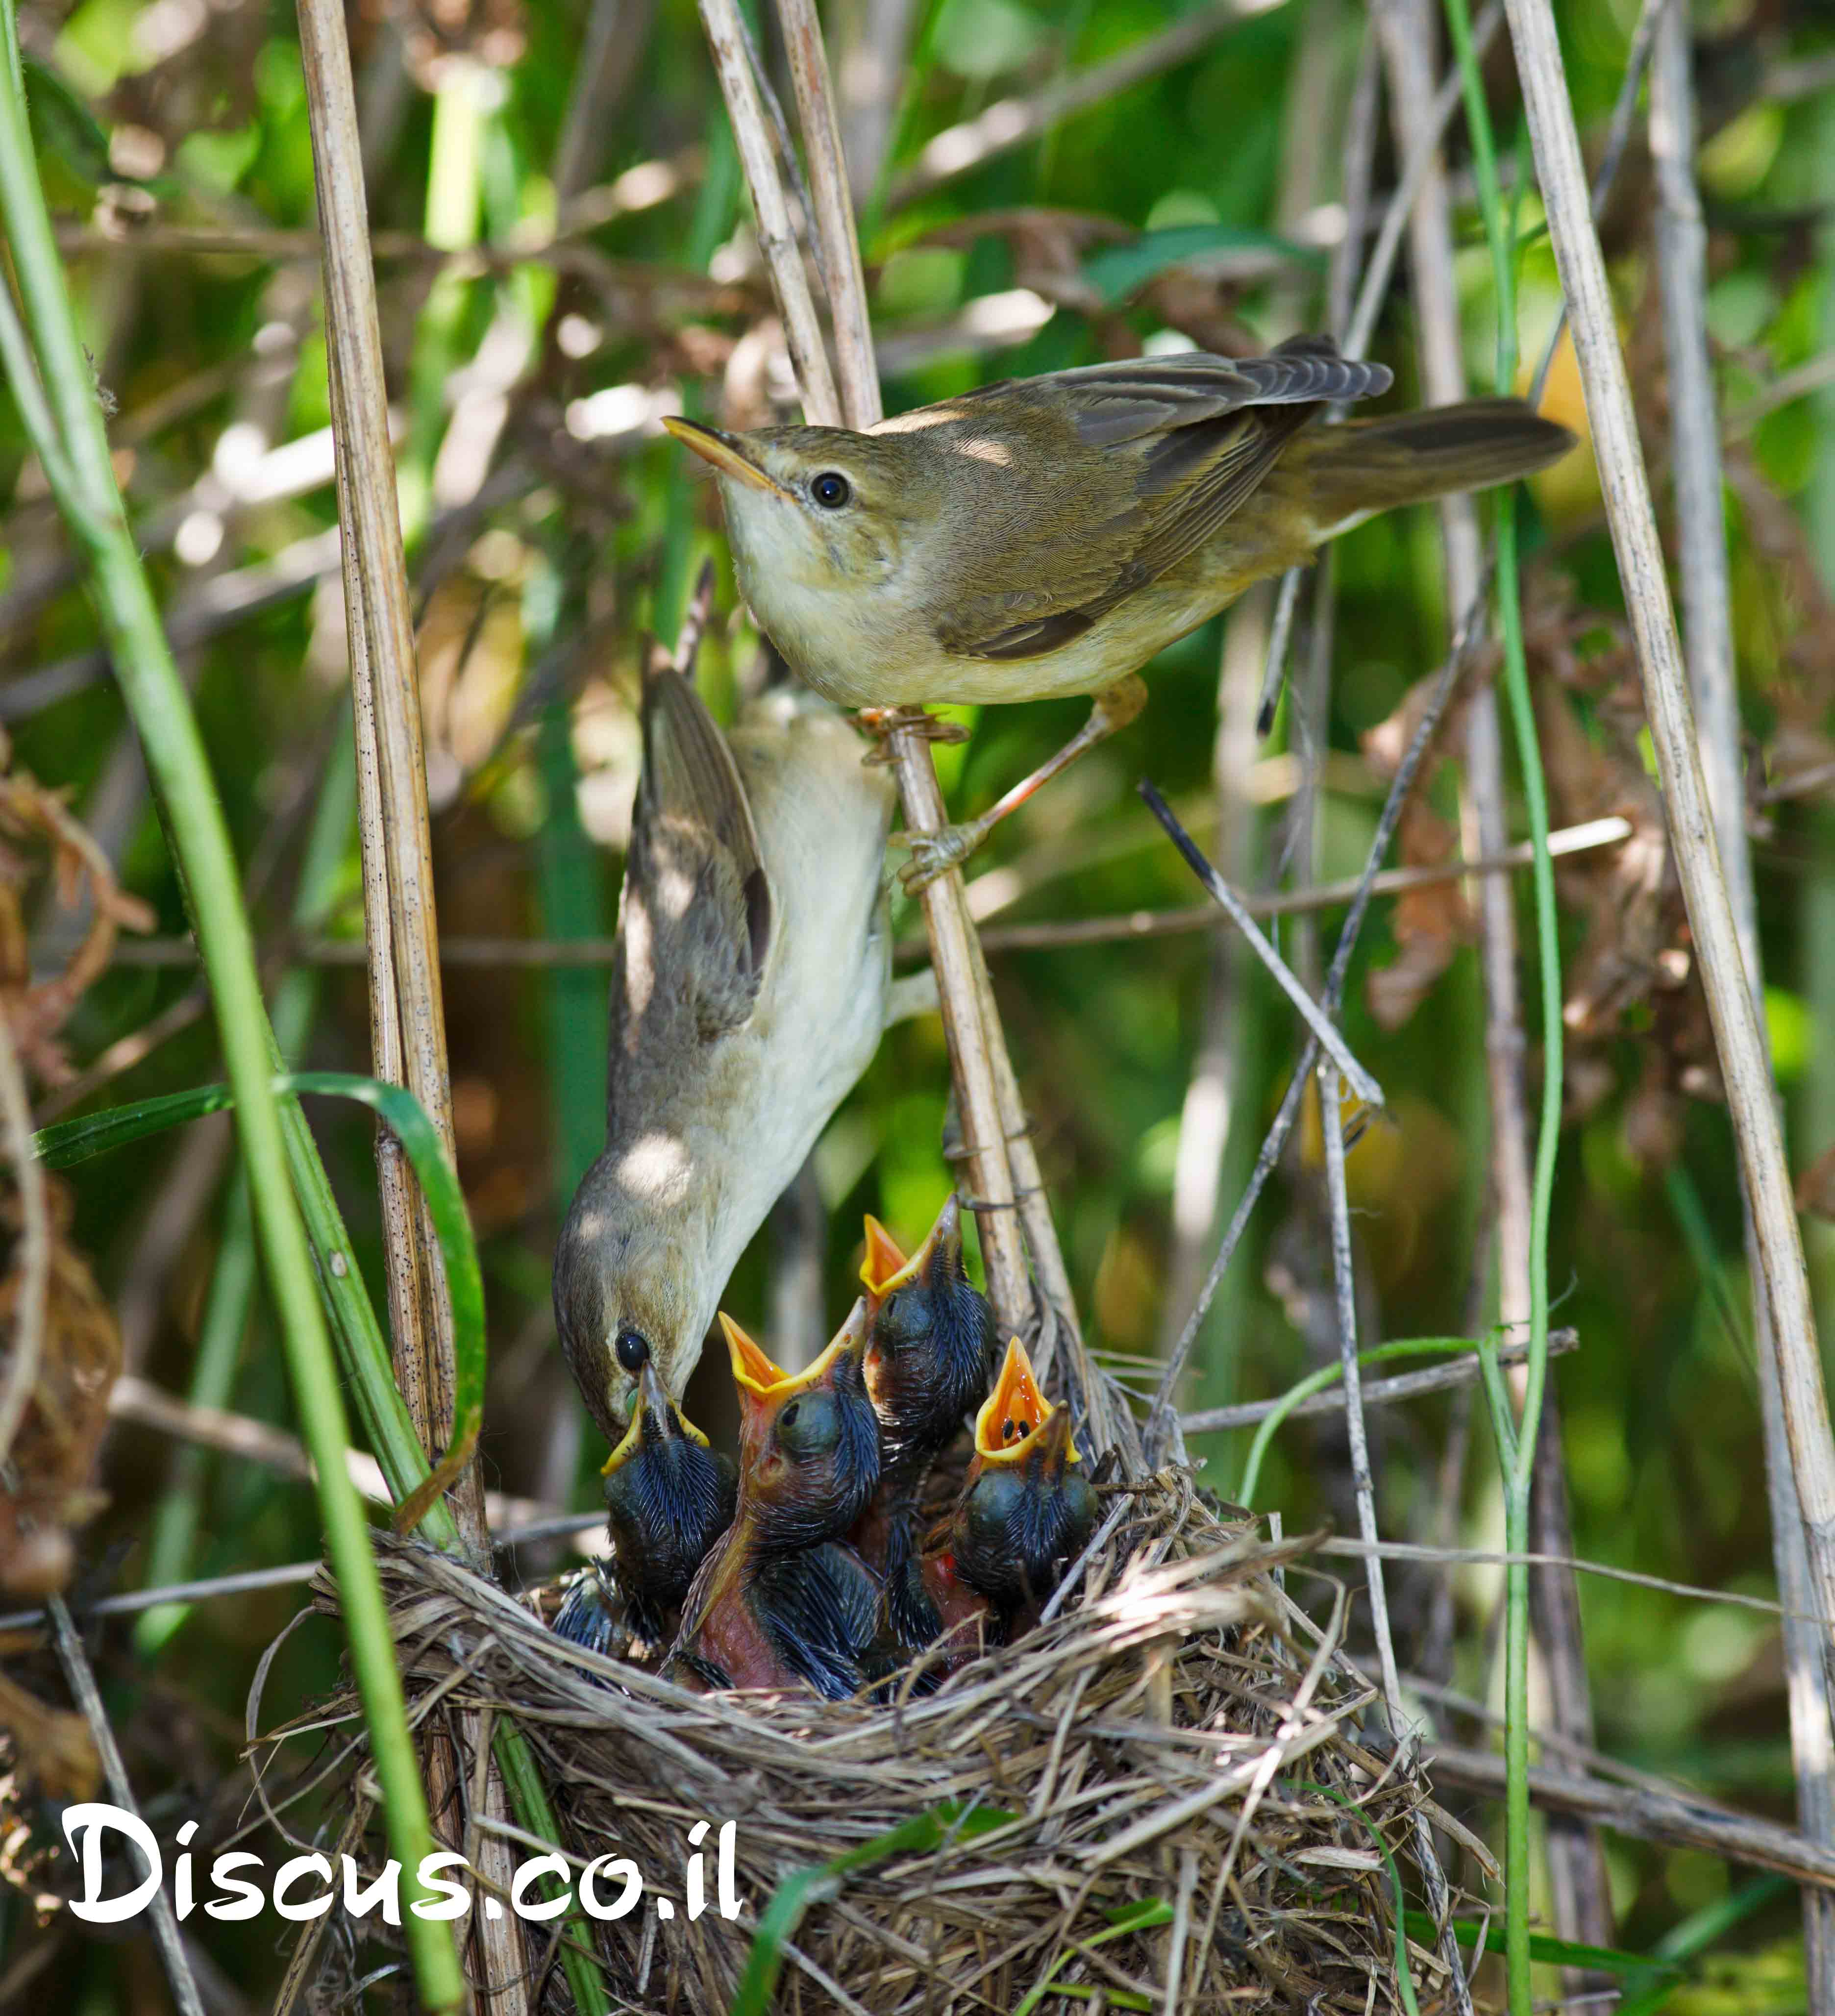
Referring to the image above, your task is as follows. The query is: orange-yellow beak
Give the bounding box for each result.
[602,1359,708,1474]
[720,1301,871,1404]
[860,1194,962,1299]
[662,415,795,500]
[972,1336,1078,1468]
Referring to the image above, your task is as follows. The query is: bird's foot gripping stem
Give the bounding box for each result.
[898,817,996,894]
[895,674,1150,893]
[855,705,971,766]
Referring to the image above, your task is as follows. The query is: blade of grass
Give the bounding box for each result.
[37,1077,615,2014]
[1400,1911,1679,1979]
[1011,1898,1176,2016]
[1297,1780,1421,2016]
[731,1803,1013,2016]
[36,1071,483,1533]
[137,714,359,1656]
[0,9,462,2000]
[1614,1875,1794,2016]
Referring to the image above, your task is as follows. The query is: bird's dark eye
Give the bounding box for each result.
[779,1400,800,1431]
[810,471,851,509]
[615,1328,649,1373]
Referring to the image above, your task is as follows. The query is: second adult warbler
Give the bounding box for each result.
[665,335,1574,882]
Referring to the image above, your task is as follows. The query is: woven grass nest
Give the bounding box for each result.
[298,1463,1483,2015]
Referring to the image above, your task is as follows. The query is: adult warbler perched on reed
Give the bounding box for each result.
[665,335,1574,883]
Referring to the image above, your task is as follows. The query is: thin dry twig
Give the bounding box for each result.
[1651,8,1835,1996]
[1320,1062,1471,2016]
[1140,783,1384,1109]
[1144,586,1491,1459]
[1178,1327,1579,1435]
[1504,0,1835,1649]
[0,985,49,1467]
[48,1593,207,2016]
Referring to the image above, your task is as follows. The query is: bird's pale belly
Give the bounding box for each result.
[780,534,1308,709]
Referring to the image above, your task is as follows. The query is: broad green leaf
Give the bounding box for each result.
[36,1072,484,1535]
[1081,224,1323,306]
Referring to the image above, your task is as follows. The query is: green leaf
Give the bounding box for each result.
[731,1802,1014,2016]
[1012,1898,1176,2016]
[1081,224,1323,305]
[22,54,111,186]
[36,1072,484,1534]
[1401,1912,1680,1979]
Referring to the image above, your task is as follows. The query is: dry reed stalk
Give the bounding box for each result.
[1423,1740,1835,1890]
[1502,0,1835,1644]
[296,3,479,1531]
[778,0,1113,1409]
[0,978,47,1468]
[1650,9,1835,1998]
[687,0,1046,1348]
[292,2,525,2000]
[1371,0,1612,1970]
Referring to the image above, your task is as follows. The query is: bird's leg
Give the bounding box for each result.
[855,704,970,766]
[899,674,1149,893]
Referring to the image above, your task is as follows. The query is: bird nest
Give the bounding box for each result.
[291,1473,1483,2015]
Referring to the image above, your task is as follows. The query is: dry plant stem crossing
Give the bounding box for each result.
[1319,1070,1471,2016]
[49,1593,206,2016]
[1140,786,1383,1108]
[1504,0,1835,1648]
[1650,9,1835,1998]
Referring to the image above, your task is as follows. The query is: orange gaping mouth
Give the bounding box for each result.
[721,1304,869,1400]
[860,1217,911,1297]
[861,1195,961,1299]
[973,1336,1069,1463]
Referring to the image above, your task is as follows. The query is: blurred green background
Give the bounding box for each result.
[2,0,1833,2006]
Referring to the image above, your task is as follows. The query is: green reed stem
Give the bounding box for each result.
[0,9,462,2002]
[1443,3,1567,2009]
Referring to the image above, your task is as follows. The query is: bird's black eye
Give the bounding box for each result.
[779,1400,800,1431]
[810,471,851,509]
[615,1328,649,1373]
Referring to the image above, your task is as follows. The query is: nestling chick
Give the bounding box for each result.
[918,1337,1097,1669]
[553,657,894,1442]
[848,1197,994,1648]
[666,338,1574,883]
[668,1305,883,1699]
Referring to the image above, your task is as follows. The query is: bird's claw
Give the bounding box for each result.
[856,706,970,766]
[898,821,988,894]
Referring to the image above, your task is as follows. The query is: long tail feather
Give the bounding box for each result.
[1295,398,1576,531]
